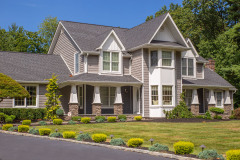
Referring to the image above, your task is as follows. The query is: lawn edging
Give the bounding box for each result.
[0,130,199,160]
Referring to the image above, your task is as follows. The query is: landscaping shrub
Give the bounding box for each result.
[56,108,64,116]
[195,115,204,119]
[226,150,240,160]
[0,112,5,121]
[76,133,91,141]
[2,124,13,131]
[49,132,63,138]
[95,116,105,121]
[81,117,91,124]
[8,126,18,132]
[119,118,126,122]
[39,121,47,126]
[29,128,39,135]
[149,143,169,152]
[68,120,77,125]
[204,111,212,120]
[198,149,224,160]
[96,118,105,123]
[72,116,82,121]
[118,115,127,120]
[210,107,224,114]
[173,141,194,155]
[22,120,31,125]
[18,125,29,132]
[229,115,236,119]
[92,134,107,143]
[5,117,13,123]
[110,138,126,146]
[107,117,116,122]
[214,115,222,119]
[53,119,63,125]
[127,138,144,148]
[234,108,240,119]
[134,116,142,121]
[39,128,51,136]
[63,131,76,139]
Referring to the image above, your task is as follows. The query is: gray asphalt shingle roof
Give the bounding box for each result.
[183,68,234,88]
[196,56,208,63]
[151,40,185,48]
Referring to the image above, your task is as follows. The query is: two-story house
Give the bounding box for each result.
[0,13,236,118]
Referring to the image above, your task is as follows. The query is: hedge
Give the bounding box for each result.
[0,108,46,120]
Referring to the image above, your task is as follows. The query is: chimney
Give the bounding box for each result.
[205,59,215,71]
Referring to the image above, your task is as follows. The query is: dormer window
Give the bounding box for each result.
[182,58,194,76]
[103,51,119,72]
[74,52,80,74]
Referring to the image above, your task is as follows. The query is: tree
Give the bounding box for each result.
[44,74,62,120]
[38,16,58,53]
[0,73,29,102]
[225,0,240,26]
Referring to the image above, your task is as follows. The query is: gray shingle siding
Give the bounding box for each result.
[88,55,99,73]
[143,48,149,117]
[39,84,47,108]
[123,58,130,75]
[196,63,203,79]
[175,52,182,104]
[131,49,142,81]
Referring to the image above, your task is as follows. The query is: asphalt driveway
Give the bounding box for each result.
[0,133,174,160]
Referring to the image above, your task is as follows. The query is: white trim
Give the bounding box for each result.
[74,52,80,75]
[162,85,174,107]
[141,48,144,117]
[186,38,199,57]
[181,57,196,78]
[78,85,84,109]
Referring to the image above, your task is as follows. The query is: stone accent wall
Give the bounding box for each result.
[69,103,79,117]
[92,104,101,116]
[114,104,123,115]
[191,104,199,115]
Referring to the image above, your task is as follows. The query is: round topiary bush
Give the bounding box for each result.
[134,116,142,121]
[81,117,91,124]
[22,120,31,125]
[226,149,240,160]
[92,134,107,143]
[53,119,63,125]
[56,108,64,116]
[210,107,224,114]
[18,125,30,133]
[173,141,194,155]
[5,117,13,123]
[63,131,76,139]
[2,124,13,131]
[127,138,144,148]
[39,128,51,136]
[72,116,82,121]
[107,117,116,122]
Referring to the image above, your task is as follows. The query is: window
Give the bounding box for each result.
[215,92,222,107]
[100,87,116,107]
[184,89,192,108]
[162,86,172,105]
[151,51,158,66]
[78,86,83,109]
[182,58,194,76]
[151,86,158,105]
[103,51,119,72]
[162,51,172,66]
[75,53,80,73]
[15,86,37,107]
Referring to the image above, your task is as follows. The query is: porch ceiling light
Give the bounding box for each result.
[110,135,114,139]
[200,144,206,151]
[149,138,154,145]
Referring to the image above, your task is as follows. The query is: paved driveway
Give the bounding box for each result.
[0,133,174,160]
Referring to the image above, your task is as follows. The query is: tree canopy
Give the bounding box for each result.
[0,73,29,102]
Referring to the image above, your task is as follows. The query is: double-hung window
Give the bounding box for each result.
[74,53,80,74]
[215,92,222,107]
[151,51,158,66]
[162,86,172,105]
[103,51,119,72]
[100,87,116,108]
[182,58,194,76]
[184,89,192,108]
[162,51,172,67]
[151,86,158,105]
[15,86,37,107]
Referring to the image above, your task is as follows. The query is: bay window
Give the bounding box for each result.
[103,51,119,72]
[162,86,172,105]
[151,86,158,105]
[162,51,172,66]
[100,87,116,107]
[182,58,194,76]
[15,86,37,107]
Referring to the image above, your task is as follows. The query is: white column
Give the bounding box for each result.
[69,85,78,103]
[224,90,231,105]
[114,86,123,104]
[191,89,199,104]
[208,89,216,105]
[93,86,101,104]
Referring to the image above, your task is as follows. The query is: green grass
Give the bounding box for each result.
[35,121,240,155]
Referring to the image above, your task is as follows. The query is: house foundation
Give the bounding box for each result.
[69,103,79,117]
[114,104,123,115]
[191,104,199,115]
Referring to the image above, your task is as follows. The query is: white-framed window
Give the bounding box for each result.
[74,52,80,74]
[151,86,158,105]
[162,86,172,105]
[162,51,172,66]
[14,85,38,107]
[100,87,116,108]
[103,51,119,72]
[151,50,158,66]
[183,89,192,108]
[215,92,223,107]
[78,86,83,109]
[182,58,194,76]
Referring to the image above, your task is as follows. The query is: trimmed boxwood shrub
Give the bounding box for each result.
[8,126,18,132]
[29,128,39,135]
[63,131,76,139]
[2,124,13,131]
[39,121,47,126]
[18,125,29,132]
[68,120,76,125]
[39,128,51,136]
[56,108,64,116]
[92,134,107,143]
[226,150,240,160]
[110,138,125,146]
[76,133,91,141]
[173,141,194,155]
[134,116,142,121]
[72,116,82,121]
[149,143,169,151]
[22,120,31,125]
[198,150,224,160]
[118,115,126,120]
[49,132,63,138]
[53,119,63,125]
[107,117,116,122]
[127,138,144,148]
[210,107,224,114]
[81,117,91,124]
[214,115,223,119]
[5,117,13,123]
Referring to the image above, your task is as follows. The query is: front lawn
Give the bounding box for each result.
[36,120,240,154]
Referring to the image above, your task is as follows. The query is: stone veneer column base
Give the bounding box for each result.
[191,104,199,115]
[223,104,232,119]
[114,104,123,115]
[69,103,79,117]
[92,104,102,116]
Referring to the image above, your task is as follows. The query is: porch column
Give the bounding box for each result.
[92,86,101,116]
[208,89,216,110]
[69,85,79,117]
[114,86,123,115]
[224,90,232,118]
[191,89,199,115]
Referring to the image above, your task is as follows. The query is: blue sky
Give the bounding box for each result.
[1,0,183,31]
